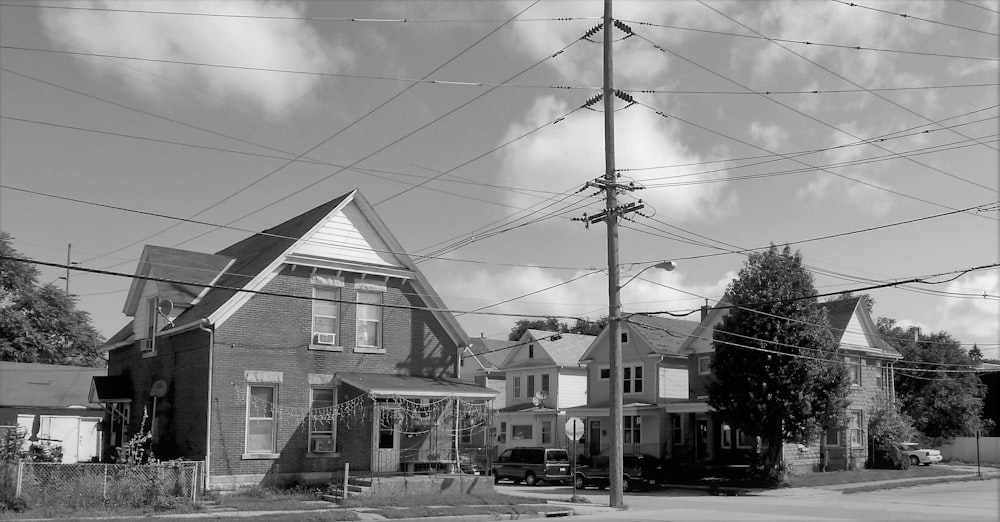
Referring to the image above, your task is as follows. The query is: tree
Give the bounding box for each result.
[507,316,609,341]
[708,245,851,485]
[0,233,105,366]
[968,344,983,363]
[867,394,917,469]
[876,318,989,440]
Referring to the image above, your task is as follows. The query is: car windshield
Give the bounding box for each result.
[547,451,569,463]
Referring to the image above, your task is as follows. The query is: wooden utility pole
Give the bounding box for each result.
[64,243,72,294]
[603,0,625,509]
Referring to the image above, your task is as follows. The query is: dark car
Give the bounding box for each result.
[492,447,572,486]
[574,454,662,492]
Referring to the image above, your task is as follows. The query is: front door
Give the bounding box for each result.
[589,420,601,456]
[696,419,709,461]
[373,405,400,472]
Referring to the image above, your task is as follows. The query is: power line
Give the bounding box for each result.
[829,0,1000,37]
[956,0,1000,15]
[697,1,999,155]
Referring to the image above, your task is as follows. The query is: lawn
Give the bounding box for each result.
[785,466,965,488]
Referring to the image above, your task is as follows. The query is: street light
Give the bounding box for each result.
[608,260,676,507]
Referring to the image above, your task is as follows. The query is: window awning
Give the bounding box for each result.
[337,372,498,399]
[89,376,132,404]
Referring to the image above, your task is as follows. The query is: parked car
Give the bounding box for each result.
[492,447,572,486]
[900,442,943,466]
[574,454,662,492]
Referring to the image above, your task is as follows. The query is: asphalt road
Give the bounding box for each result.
[497,477,1000,521]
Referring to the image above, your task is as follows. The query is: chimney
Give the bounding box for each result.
[480,333,485,339]
[700,299,710,321]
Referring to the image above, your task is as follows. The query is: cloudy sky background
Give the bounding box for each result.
[1,0,997,355]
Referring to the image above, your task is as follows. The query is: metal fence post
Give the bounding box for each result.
[103,464,108,502]
[15,460,23,498]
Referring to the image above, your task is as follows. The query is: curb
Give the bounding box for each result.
[837,473,999,494]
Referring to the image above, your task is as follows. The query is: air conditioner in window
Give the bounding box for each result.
[314,333,337,345]
[140,338,154,353]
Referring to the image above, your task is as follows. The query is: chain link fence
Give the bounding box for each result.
[3,461,203,509]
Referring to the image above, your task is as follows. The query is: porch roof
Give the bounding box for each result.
[337,372,499,399]
[89,375,131,404]
[564,400,661,417]
[662,400,714,413]
[497,403,558,413]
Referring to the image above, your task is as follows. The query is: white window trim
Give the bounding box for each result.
[598,366,610,380]
[355,290,384,354]
[513,376,521,398]
[244,383,279,459]
[541,421,552,444]
[697,356,711,375]
[721,423,732,449]
[142,297,158,358]
[307,387,339,456]
[311,286,343,352]
[846,356,862,387]
[736,429,752,449]
[624,415,641,444]
[624,364,643,394]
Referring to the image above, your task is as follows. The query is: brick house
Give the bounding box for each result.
[565,316,699,460]
[495,330,592,454]
[94,190,496,488]
[674,296,901,473]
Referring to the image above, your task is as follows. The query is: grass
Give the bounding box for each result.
[784,466,965,488]
[339,491,546,509]
[213,484,333,512]
[372,504,569,519]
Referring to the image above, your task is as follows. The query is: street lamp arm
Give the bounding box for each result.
[618,261,676,290]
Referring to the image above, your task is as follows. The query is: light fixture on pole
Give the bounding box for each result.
[619,261,676,290]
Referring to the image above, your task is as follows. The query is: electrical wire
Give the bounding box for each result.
[829,0,1000,37]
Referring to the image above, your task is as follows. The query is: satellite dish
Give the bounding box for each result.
[157,299,175,327]
[532,396,541,407]
[150,380,168,398]
[532,390,548,408]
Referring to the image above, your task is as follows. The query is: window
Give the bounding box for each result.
[312,287,340,347]
[697,356,711,375]
[824,428,841,447]
[512,425,533,441]
[527,375,535,398]
[143,297,158,354]
[671,414,683,444]
[356,291,382,350]
[309,388,336,453]
[599,368,610,380]
[846,356,861,386]
[849,411,863,446]
[460,416,472,444]
[246,385,277,454]
[624,416,641,444]
[621,332,628,343]
[528,344,534,359]
[721,423,732,449]
[513,376,521,398]
[624,365,643,393]
[378,409,395,449]
[541,421,552,444]
[498,422,507,443]
[736,429,752,449]
[541,374,550,395]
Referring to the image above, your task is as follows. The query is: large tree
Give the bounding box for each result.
[0,232,105,366]
[708,245,850,484]
[876,318,989,440]
[506,316,608,341]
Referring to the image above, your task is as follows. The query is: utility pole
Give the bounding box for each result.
[64,243,72,294]
[602,0,625,509]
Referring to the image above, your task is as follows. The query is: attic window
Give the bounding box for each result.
[142,297,158,356]
[528,344,534,359]
[621,332,628,343]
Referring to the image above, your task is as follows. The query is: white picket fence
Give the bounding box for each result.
[938,437,1000,464]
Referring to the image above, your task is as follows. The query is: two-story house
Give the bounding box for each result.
[93,190,497,488]
[495,330,592,454]
[457,335,515,459]
[674,296,901,473]
[566,316,699,460]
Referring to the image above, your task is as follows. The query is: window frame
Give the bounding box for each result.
[697,356,711,375]
[541,421,552,444]
[736,429,752,449]
[599,368,610,380]
[846,356,862,386]
[513,376,521,398]
[671,413,683,445]
[512,424,533,441]
[527,375,535,398]
[142,297,158,356]
[624,415,641,444]
[308,387,338,455]
[245,384,278,457]
[311,286,342,351]
[355,290,383,353]
[541,374,550,395]
[623,364,643,394]
[720,423,732,449]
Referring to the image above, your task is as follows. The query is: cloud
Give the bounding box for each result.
[748,122,789,150]
[495,95,730,221]
[39,0,354,115]
[937,271,1000,346]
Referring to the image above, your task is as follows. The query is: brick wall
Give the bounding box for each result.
[206,267,462,485]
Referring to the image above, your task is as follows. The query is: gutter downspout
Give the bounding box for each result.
[198,319,214,491]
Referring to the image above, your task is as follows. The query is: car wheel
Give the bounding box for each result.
[909,456,919,466]
[574,475,586,489]
[524,472,537,486]
[493,472,501,484]
[622,477,632,493]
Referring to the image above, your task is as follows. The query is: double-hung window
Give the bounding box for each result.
[309,388,337,453]
[527,375,535,398]
[624,416,641,444]
[312,287,340,348]
[624,365,643,393]
[846,356,861,386]
[541,374,550,395]
[513,376,521,398]
[246,384,277,455]
[671,413,683,445]
[541,421,552,444]
[356,291,382,351]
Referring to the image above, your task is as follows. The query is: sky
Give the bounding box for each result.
[1,0,997,358]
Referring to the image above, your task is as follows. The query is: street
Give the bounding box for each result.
[497,478,1000,521]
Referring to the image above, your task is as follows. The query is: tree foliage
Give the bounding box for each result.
[876,318,989,440]
[708,245,850,484]
[0,233,105,367]
[507,316,608,341]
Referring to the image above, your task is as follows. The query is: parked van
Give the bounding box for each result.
[492,447,571,486]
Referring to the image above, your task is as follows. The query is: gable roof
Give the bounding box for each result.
[466,337,516,371]
[123,246,234,316]
[524,329,594,367]
[628,315,701,355]
[104,190,469,351]
[0,362,106,410]
[820,296,901,357]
